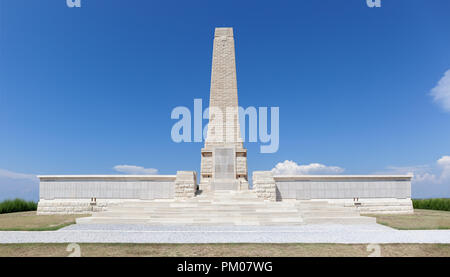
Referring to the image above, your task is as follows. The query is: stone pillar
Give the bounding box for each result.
[252,171,276,201]
[200,27,248,189]
[175,171,198,199]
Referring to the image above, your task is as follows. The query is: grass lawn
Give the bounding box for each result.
[364,209,450,230]
[0,211,89,231]
[0,243,448,257]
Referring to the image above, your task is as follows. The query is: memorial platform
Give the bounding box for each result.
[75,190,375,225]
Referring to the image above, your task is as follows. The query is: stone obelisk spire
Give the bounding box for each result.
[200,27,248,191]
[205,27,243,147]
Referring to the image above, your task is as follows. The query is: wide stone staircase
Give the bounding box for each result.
[76,190,376,225]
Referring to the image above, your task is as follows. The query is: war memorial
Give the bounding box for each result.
[36,28,414,225]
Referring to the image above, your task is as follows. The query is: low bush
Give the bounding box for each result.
[413,198,450,212]
[0,199,37,214]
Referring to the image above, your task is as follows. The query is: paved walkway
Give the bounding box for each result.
[1,224,450,244]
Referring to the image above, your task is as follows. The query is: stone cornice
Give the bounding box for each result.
[273,175,413,181]
[38,175,176,181]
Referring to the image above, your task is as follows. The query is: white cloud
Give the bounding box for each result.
[388,156,450,184]
[382,156,450,198]
[381,165,437,183]
[0,169,39,201]
[430,70,450,112]
[437,156,450,167]
[0,169,37,180]
[272,160,344,175]
[437,156,450,180]
[113,165,158,175]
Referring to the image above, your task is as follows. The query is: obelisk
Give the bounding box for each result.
[200,27,248,192]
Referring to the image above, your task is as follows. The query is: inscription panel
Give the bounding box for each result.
[214,148,235,180]
[40,180,175,200]
[277,180,411,200]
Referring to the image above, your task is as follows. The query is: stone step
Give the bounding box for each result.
[114,202,262,206]
[102,211,302,217]
[357,206,414,214]
[76,190,380,226]
[108,207,298,212]
[77,221,305,226]
[296,201,330,205]
[76,217,304,225]
[103,208,300,212]
[110,204,298,209]
[357,205,413,210]
[98,214,303,219]
[302,216,376,225]
[76,213,303,220]
[116,201,287,206]
[296,204,356,210]
[300,211,360,217]
[343,202,412,207]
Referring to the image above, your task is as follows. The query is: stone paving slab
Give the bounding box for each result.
[1,224,450,244]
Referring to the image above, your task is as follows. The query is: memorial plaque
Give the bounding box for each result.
[214,148,235,180]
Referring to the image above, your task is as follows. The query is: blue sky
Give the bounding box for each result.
[1,0,450,200]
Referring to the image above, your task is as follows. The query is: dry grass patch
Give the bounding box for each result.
[364,209,450,230]
[0,211,89,231]
[0,243,449,257]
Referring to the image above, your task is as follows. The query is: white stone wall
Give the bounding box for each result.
[251,171,414,213]
[37,199,111,215]
[265,173,414,214]
[37,175,179,214]
[252,171,276,201]
[236,155,247,176]
[274,176,412,200]
[336,198,413,214]
[201,153,213,175]
[39,176,176,200]
[174,171,198,199]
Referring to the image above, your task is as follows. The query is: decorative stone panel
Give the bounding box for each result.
[175,171,198,199]
[252,171,276,201]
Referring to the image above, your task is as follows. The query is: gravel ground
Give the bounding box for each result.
[1,224,450,244]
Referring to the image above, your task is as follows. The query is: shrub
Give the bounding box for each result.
[0,199,38,214]
[413,198,450,212]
